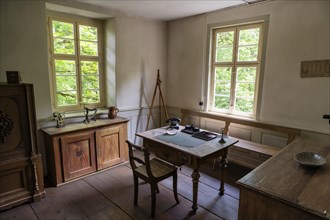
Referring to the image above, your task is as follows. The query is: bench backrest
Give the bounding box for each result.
[181,109,301,146]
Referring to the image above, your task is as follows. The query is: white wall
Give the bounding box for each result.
[166,0,330,134]
[0,1,168,174]
[0,0,52,120]
[115,15,167,110]
[0,1,167,122]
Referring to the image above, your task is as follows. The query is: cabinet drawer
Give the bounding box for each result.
[144,140,189,166]
[155,146,177,165]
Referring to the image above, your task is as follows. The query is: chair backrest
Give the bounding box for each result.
[126,140,154,178]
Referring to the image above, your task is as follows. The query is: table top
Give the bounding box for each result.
[237,138,330,218]
[136,126,238,159]
[41,117,129,136]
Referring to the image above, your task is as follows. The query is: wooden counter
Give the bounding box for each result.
[237,138,330,220]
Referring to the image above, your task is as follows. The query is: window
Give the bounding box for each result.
[48,16,104,111]
[209,22,264,118]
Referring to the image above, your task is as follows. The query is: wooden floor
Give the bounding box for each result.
[0,160,251,220]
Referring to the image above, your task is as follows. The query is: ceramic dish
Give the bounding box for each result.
[166,128,178,135]
[294,152,326,167]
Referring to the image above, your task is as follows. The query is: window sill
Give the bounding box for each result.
[207,110,256,122]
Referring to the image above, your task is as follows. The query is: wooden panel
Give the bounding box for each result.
[0,159,33,210]
[0,83,44,211]
[96,125,125,170]
[61,131,96,181]
[239,187,325,220]
[301,59,330,77]
[261,132,287,147]
[0,86,31,160]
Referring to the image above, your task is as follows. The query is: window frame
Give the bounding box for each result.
[206,16,269,119]
[47,14,105,112]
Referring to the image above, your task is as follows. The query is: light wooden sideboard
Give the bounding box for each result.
[0,83,45,211]
[237,139,330,220]
[42,118,128,186]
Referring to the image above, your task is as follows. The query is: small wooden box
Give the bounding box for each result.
[6,71,20,84]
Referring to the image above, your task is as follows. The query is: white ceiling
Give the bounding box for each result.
[47,0,266,21]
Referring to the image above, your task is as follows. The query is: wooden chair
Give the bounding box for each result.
[126,140,179,218]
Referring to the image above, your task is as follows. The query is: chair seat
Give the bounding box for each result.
[126,140,179,218]
[135,158,176,178]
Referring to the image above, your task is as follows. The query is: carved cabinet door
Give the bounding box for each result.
[96,124,127,170]
[60,131,97,181]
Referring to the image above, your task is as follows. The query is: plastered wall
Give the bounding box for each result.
[0,0,167,123]
[166,0,330,134]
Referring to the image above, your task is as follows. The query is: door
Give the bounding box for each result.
[61,131,96,181]
[96,124,126,170]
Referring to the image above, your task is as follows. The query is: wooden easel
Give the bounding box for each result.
[146,70,169,130]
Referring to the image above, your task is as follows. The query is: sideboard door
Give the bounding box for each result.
[96,123,127,170]
[60,131,97,181]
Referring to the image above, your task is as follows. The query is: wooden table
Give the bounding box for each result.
[136,127,238,212]
[237,138,330,220]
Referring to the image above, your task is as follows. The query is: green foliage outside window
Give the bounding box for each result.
[53,21,75,55]
[79,25,98,56]
[238,28,260,62]
[216,31,234,62]
[50,19,101,109]
[213,25,262,115]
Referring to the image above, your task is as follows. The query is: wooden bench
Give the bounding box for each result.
[181,109,301,169]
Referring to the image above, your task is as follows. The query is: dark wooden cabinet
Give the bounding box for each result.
[42,118,128,186]
[0,83,45,211]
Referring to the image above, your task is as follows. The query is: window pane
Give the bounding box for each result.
[238,45,258,61]
[56,76,77,91]
[239,28,260,45]
[52,20,75,55]
[82,75,99,89]
[55,59,78,106]
[215,82,231,95]
[82,90,100,103]
[236,67,256,107]
[216,67,232,81]
[52,21,74,38]
[236,82,255,97]
[217,31,234,46]
[80,41,98,56]
[214,66,232,109]
[237,67,256,81]
[54,38,75,54]
[79,25,97,41]
[55,60,76,75]
[216,47,233,62]
[235,98,253,113]
[81,61,98,75]
[57,91,77,106]
[238,28,260,62]
[216,31,234,62]
[215,96,230,110]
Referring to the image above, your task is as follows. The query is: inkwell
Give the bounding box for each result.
[218,128,226,144]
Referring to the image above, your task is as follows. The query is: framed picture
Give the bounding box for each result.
[6,71,20,84]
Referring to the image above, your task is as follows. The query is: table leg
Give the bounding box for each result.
[219,148,228,195]
[191,168,200,212]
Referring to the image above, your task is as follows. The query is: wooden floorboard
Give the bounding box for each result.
[0,161,251,220]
